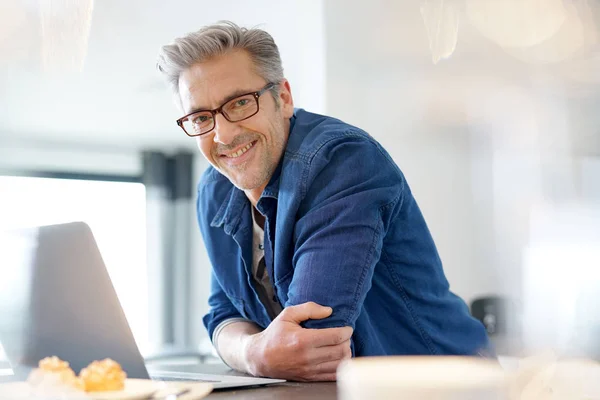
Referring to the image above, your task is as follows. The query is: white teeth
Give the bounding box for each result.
[226,142,254,158]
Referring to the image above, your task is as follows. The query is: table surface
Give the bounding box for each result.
[148,363,338,400]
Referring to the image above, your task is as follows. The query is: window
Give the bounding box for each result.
[0,174,149,354]
[523,202,600,354]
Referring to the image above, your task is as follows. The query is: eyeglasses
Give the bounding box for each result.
[176,82,277,137]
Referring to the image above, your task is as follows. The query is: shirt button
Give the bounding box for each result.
[258,244,264,250]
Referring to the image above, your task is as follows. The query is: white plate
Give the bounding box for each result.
[0,378,213,400]
[87,379,160,400]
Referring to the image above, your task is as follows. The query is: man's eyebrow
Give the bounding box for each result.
[186,88,257,114]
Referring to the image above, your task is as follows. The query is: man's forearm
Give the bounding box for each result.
[214,320,262,374]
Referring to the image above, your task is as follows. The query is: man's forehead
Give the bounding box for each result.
[180,79,255,114]
[178,55,261,112]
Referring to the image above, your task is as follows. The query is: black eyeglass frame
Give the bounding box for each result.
[176,82,278,137]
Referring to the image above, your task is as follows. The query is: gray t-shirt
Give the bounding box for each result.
[251,207,283,320]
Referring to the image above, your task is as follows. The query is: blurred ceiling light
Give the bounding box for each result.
[501,1,597,65]
[420,0,461,64]
[466,0,567,48]
[39,0,94,73]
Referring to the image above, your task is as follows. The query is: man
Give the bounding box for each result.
[157,21,491,382]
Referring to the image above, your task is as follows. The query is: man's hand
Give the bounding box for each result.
[243,302,353,382]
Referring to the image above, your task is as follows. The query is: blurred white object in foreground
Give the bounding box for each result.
[338,354,600,400]
[337,356,507,400]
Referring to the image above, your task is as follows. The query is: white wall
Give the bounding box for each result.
[0,0,326,148]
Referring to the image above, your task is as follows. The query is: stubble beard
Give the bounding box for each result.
[229,144,275,191]
[219,120,287,191]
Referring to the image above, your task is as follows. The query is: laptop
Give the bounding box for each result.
[0,221,285,390]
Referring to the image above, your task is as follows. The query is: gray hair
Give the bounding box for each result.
[157,21,284,104]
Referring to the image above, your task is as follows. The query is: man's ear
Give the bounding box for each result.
[278,79,294,118]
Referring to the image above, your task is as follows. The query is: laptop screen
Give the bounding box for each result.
[0,222,150,379]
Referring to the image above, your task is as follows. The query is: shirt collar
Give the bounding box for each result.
[210,184,248,235]
[262,112,297,200]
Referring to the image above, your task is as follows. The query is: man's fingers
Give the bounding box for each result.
[280,302,333,324]
[310,326,353,347]
[315,359,345,374]
[308,339,352,365]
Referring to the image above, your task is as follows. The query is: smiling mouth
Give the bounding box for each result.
[223,141,256,158]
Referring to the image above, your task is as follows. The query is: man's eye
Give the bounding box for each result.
[193,115,210,124]
[235,99,250,107]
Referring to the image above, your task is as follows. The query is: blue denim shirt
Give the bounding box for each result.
[199,109,491,356]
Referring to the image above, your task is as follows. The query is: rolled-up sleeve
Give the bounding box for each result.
[285,136,403,330]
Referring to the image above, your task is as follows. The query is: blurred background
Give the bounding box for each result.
[1,0,599,365]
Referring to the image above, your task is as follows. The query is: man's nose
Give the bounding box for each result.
[212,113,238,145]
